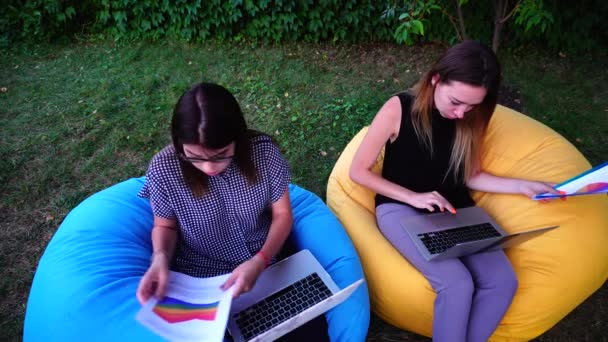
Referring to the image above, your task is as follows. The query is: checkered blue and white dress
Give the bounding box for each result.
[139,135,290,277]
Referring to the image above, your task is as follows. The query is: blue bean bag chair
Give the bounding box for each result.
[24,177,369,342]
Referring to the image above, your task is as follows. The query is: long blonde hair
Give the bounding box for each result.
[410,41,501,182]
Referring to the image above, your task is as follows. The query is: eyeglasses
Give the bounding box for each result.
[178,153,234,164]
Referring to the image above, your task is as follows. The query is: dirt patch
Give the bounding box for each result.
[498,84,524,112]
[310,42,526,112]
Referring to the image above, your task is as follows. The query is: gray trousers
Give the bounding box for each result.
[376,203,518,342]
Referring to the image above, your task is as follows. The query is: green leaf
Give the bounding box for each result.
[99,10,110,23]
[113,11,127,24]
[412,20,424,35]
[65,6,76,18]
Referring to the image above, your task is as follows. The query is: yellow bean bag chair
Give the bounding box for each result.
[326,104,608,341]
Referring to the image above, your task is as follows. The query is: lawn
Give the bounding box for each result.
[1,41,606,341]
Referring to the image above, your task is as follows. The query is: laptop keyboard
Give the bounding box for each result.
[418,223,501,255]
[233,272,332,341]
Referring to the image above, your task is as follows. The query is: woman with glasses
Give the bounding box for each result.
[136,82,329,341]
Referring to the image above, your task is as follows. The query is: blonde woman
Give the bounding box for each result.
[350,41,560,342]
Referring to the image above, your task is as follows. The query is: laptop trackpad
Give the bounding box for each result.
[427,213,463,228]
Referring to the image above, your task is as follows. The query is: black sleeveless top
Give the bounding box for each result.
[375,93,475,211]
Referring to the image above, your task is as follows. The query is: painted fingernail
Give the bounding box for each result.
[559,191,567,195]
[450,209,457,214]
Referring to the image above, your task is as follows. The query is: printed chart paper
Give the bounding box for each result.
[136,271,234,342]
[534,162,608,200]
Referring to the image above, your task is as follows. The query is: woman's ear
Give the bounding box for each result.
[431,74,440,86]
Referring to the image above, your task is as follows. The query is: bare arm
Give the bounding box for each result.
[150,216,178,260]
[467,171,561,199]
[349,96,456,213]
[221,189,293,297]
[350,96,412,202]
[136,215,178,304]
[258,189,293,261]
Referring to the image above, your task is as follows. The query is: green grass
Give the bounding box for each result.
[503,50,608,163]
[1,41,606,341]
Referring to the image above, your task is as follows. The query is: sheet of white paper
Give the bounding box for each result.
[136,271,234,342]
[534,162,608,199]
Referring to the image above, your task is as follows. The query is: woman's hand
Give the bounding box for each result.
[221,255,266,298]
[136,252,170,305]
[517,179,563,201]
[407,191,456,214]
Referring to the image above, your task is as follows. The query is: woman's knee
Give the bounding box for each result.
[435,269,475,297]
[466,251,518,296]
[484,262,518,297]
[496,266,519,296]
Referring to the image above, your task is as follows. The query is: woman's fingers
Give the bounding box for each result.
[154,270,168,299]
[444,203,456,214]
[525,189,538,199]
[545,185,562,195]
[224,272,251,298]
[232,277,248,298]
[221,273,238,290]
[137,277,155,305]
[136,282,148,304]
[430,193,455,214]
[154,280,166,299]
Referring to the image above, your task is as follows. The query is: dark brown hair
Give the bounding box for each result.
[171,83,259,196]
[411,40,501,181]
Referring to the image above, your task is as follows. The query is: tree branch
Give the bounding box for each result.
[442,8,463,41]
[500,0,523,23]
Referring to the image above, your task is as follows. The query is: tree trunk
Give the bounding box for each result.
[492,0,508,52]
[455,0,468,40]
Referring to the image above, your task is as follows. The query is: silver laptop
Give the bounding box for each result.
[400,206,558,261]
[227,249,364,342]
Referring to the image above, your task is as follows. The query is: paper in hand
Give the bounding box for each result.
[533,162,608,200]
[136,271,234,342]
